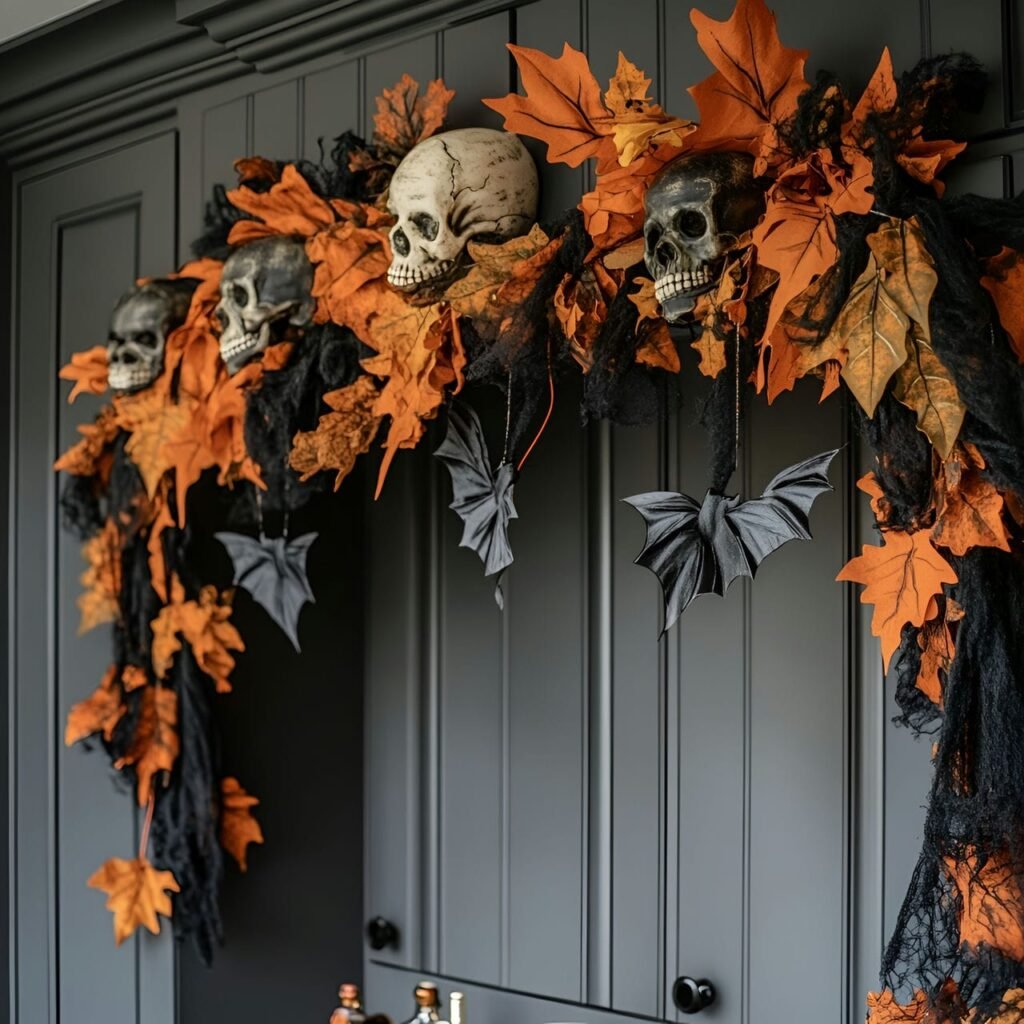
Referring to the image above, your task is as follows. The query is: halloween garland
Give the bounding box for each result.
[54,0,1024,1018]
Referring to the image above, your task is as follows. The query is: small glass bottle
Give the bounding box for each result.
[330,983,366,1024]
[449,991,465,1024]
[403,982,441,1024]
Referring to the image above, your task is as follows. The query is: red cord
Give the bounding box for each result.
[516,342,555,473]
[138,790,156,861]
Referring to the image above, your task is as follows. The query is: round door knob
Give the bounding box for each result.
[366,916,400,951]
[673,976,716,1014]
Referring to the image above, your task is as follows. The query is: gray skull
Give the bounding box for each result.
[215,236,315,375]
[643,152,765,321]
[108,280,194,393]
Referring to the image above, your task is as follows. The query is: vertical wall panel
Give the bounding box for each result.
[442,13,512,131]
[672,368,746,1023]
[57,208,141,1024]
[252,79,301,161]
[14,130,177,1024]
[201,96,250,211]
[505,383,586,1003]
[303,61,362,161]
[436,395,506,986]
[515,0,585,221]
[747,385,846,1024]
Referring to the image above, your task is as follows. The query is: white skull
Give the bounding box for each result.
[108,280,194,392]
[386,127,539,292]
[215,236,315,375]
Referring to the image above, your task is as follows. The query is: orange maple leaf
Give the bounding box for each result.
[485,43,614,168]
[151,577,244,694]
[932,447,1011,557]
[916,597,962,706]
[290,376,382,490]
[121,665,148,692]
[837,529,958,672]
[630,278,681,374]
[227,164,340,245]
[307,202,393,326]
[373,75,455,162]
[54,404,120,477]
[687,0,809,159]
[88,856,179,945]
[220,777,264,872]
[555,263,619,371]
[60,345,109,403]
[114,686,179,806]
[981,247,1024,364]
[116,387,194,500]
[358,292,465,496]
[65,665,125,746]
[753,150,873,340]
[580,144,679,255]
[78,518,123,634]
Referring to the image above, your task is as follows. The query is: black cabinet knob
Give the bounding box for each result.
[673,976,716,1014]
[366,916,400,951]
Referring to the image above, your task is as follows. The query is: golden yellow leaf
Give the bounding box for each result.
[891,327,964,458]
[65,665,125,746]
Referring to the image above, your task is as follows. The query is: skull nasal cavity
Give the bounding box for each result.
[392,227,411,257]
[675,210,708,238]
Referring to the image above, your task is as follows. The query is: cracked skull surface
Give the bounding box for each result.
[107,280,195,392]
[386,127,539,292]
[643,152,765,322]
[215,236,315,374]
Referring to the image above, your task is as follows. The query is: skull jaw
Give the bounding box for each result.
[654,267,716,323]
[387,257,459,293]
[219,317,274,376]
[108,362,159,393]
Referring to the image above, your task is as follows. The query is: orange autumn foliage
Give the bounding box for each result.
[485,43,613,168]
[981,247,1024,364]
[60,345,109,403]
[220,777,264,872]
[866,989,929,1024]
[357,290,466,496]
[372,75,454,162]
[78,518,123,634]
[114,686,179,806]
[227,164,345,244]
[687,0,809,160]
[947,851,1024,962]
[290,376,383,489]
[837,529,958,672]
[629,278,680,374]
[932,446,1011,557]
[88,856,179,945]
[65,665,125,746]
[916,597,962,707]
[555,262,619,370]
[54,404,120,478]
[151,577,244,694]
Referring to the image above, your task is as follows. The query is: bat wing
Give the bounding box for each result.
[622,490,719,630]
[435,404,517,578]
[215,531,317,652]
[723,449,839,575]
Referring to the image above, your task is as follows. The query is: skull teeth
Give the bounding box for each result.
[387,259,456,289]
[655,267,713,303]
[220,335,262,362]
[108,365,155,391]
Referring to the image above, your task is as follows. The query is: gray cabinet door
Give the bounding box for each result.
[12,130,178,1024]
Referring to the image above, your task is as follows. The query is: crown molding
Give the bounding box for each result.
[0,0,523,167]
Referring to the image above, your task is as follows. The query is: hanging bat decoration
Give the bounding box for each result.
[214,531,318,652]
[435,402,518,601]
[625,450,839,631]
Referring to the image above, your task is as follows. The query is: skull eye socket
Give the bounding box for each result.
[410,212,439,242]
[392,226,411,257]
[132,331,159,349]
[230,283,249,308]
[215,307,229,329]
[644,224,662,253]
[674,209,708,239]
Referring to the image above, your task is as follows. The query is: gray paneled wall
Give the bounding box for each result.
[5,0,1022,1022]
